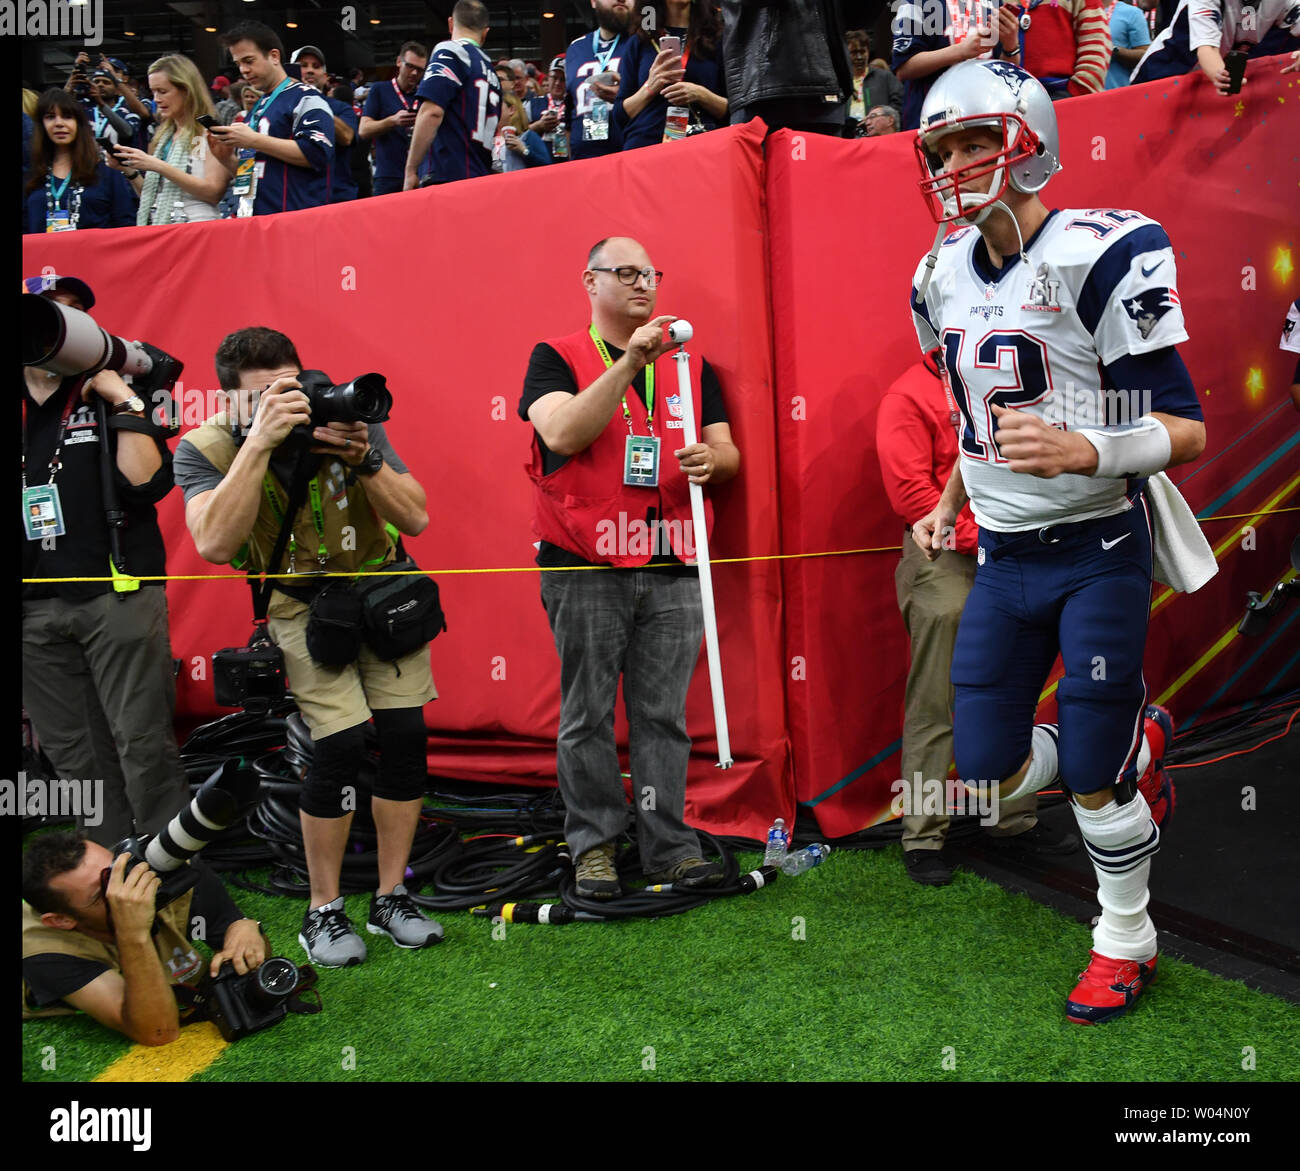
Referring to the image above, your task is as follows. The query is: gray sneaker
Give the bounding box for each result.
[299,897,367,967]
[367,884,445,948]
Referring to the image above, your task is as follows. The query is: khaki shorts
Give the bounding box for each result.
[267,590,437,739]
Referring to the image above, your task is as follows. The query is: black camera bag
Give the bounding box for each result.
[305,582,364,666]
[357,557,447,661]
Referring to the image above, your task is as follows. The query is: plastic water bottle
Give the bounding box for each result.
[781,843,831,876]
[763,818,790,868]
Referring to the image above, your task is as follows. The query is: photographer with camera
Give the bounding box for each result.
[174,328,444,967]
[66,52,142,149]
[22,275,191,849]
[22,833,266,1044]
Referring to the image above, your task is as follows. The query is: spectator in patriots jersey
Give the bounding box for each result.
[1106,1,1153,86]
[565,0,636,160]
[907,60,1206,1024]
[291,46,358,203]
[1131,0,1300,86]
[404,0,501,189]
[211,21,334,216]
[615,1,729,149]
[360,41,428,194]
[892,1,1023,130]
[1280,298,1300,412]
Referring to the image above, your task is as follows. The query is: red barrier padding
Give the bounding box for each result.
[22,120,793,841]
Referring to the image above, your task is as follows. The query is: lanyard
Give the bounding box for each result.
[391,78,414,111]
[262,472,328,567]
[48,172,71,203]
[589,324,655,434]
[21,383,81,490]
[249,76,293,128]
[592,31,621,72]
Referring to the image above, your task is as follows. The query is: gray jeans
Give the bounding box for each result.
[541,568,705,872]
[22,588,190,847]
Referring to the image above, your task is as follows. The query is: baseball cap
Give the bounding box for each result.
[107,57,128,73]
[290,45,327,67]
[24,274,96,310]
[211,75,231,91]
[549,56,565,73]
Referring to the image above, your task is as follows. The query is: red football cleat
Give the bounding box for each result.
[1066,950,1158,1024]
[1137,704,1175,832]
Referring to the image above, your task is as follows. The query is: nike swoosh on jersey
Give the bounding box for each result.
[1140,259,1164,278]
[1101,533,1133,550]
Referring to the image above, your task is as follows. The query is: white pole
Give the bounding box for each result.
[670,326,733,769]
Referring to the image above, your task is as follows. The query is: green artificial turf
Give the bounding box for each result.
[22,847,1300,1082]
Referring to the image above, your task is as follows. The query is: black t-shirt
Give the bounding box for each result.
[22,858,246,1010]
[517,340,729,571]
[22,377,173,603]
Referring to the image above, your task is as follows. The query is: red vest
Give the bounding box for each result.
[528,327,714,567]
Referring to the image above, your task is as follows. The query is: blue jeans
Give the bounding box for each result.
[540,567,705,872]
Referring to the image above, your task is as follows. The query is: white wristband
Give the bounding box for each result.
[1076,416,1172,478]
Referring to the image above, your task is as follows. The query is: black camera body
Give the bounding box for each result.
[99,836,201,922]
[199,957,304,1041]
[213,627,287,710]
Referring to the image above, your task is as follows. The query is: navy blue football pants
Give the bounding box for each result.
[951,499,1153,796]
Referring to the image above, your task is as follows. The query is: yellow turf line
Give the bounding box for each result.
[92,1021,228,1083]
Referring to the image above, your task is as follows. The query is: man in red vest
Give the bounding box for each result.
[519,236,740,898]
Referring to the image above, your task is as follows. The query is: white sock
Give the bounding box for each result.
[1072,794,1159,962]
[998,723,1059,802]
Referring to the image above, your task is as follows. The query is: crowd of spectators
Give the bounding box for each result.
[20,0,1300,231]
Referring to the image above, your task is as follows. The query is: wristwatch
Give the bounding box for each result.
[356,446,384,477]
[111,394,146,415]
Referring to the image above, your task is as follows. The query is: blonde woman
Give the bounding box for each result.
[108,54,234,225]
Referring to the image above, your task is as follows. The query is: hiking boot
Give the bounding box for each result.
[574,843,622,899]
[643,856,725,889]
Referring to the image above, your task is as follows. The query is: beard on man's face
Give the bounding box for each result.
[595,3,633,35]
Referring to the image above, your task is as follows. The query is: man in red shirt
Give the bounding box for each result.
[876,350,1078,884]
[519,237,740,899]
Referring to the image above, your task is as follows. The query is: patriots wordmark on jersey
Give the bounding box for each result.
[911,208,1192,532]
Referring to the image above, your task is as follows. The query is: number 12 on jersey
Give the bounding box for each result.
[942,329,1055,462]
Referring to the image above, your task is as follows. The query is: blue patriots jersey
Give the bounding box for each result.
[251,80,334,214]
[565,29,628,158]
[911,209,1197,532]
[416,38,501,182]
[1133,0,1300,82]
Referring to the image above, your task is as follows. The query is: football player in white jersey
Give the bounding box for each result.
[908,59,1207,1023]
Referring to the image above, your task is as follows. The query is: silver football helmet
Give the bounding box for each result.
[913,60,1062,226]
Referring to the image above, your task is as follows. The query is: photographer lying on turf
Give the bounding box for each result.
[22,833,266,1045]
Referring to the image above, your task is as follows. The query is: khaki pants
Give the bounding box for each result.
[894,536,1036,850]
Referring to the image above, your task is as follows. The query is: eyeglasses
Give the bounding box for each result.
[591,265,663,289]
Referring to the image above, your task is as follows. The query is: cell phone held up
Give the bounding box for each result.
[1224,50,1247,95]
[659,35,681,57]
[196,114,220,130]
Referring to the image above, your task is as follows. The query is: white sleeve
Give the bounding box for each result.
[1281,300,1300,355]
[1187,1,1226,52]
[1090,232,1190,364]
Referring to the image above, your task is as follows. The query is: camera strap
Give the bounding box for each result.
[251,460,315,622]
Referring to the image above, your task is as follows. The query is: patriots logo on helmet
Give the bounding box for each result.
[666,393,685,419]
[984,60,1029,96]
[1124,288,1181,339]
